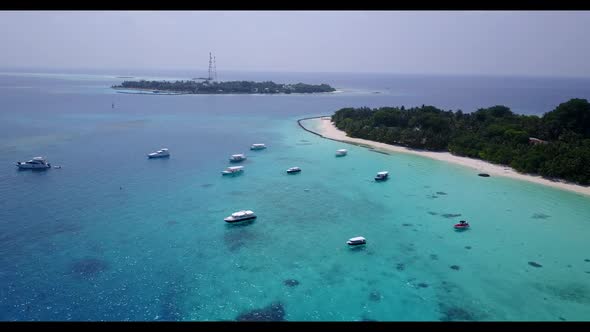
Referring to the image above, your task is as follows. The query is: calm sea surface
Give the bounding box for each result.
[0,69,589,321]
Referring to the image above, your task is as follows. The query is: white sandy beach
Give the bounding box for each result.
[307,117,590,197]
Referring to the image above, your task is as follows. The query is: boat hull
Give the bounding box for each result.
[222,171,243,175]
[375,177,388,181]
[224,215,257,223]
[148,154,169,159]
[347,242,366,246]
[16,163,51,169]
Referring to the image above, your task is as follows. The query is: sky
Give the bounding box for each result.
[1,11,590,77]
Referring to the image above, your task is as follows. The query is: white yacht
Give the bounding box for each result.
[375,171,389,181]
[222,166,244,175]
[347,236,366,246]
[250,143,267,150]
[148,148,170,159]
[286,166,301,174]
[229,154,247,162]
[336,149,348,157]
[16,157,51,169]
[224,210,257,223]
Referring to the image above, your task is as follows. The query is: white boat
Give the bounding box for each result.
[224,210,257,223]
[347,236,366,246]
[222,166,244,175]
[286,167,301,174]
[336,149,348,156]
[375,171,389,181]
[229,154,247,162]
[148,148,170,158]
[250,143,267,150]
[16,156,51,169]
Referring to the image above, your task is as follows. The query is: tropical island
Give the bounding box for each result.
[324,98,590,187]
[112,80,336,94]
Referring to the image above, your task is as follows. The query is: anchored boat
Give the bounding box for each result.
[229,154,247,162]
[375,171,389,181]
[148,148,170,159]
[287,167,301,174]
[16,157,51,169]
[347,236,366,246]
[250,143,267,150]
[336,149,348,157]
[454,220,470,230]
[222,166,244,175]
[224,210,257,223]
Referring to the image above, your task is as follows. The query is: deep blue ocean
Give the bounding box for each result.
[0,69,589,321]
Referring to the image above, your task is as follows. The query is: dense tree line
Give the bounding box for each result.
[332,99,590,185]
[112,80,335,94]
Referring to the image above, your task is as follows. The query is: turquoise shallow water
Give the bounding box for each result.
[0,71,589,321]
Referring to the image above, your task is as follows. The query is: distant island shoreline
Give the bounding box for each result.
[112,87,187,95]
[112,79,336,95]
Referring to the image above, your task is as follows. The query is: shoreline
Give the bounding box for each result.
[299,116,590,197]
[111,87,340,96]
[112,87,189,95]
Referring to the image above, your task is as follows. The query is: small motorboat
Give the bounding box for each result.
[148,148,170,158]
[336,149,347,157]
[224,210,257,223]
[222,166,244,175]
[16,157,51,169]
[347,236,366,246]
[250,143,267,150]
[229,154,247,162]
[454,220,470,230]
[287,167,301,174]
[478,173,490,177]
[375,171,389,181]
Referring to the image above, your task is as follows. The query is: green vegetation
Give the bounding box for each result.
[332,99,590,185]
[112,80,335,94]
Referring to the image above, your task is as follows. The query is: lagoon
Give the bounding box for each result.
[0,70,589,321]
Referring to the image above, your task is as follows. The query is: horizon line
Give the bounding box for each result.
[0,66,589,80]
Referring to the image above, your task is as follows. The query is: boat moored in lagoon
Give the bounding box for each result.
[16,157,51,169]
[336,149,348,157]
[347,236,366,246]
[287,167,301,174]
[250,143,267,150]
[375,171,389,181]
[224,210,257,223]
[222,166,244,175]
[454,220,470,230]
[229,154,247,162]
[148,148,170,158]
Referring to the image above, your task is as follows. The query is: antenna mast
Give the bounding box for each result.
[208,52,213,81]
